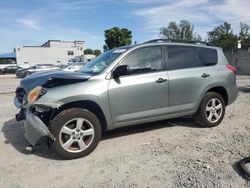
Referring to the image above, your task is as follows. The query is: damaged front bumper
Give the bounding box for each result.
[24,109,55,145]
[14,97,55,146]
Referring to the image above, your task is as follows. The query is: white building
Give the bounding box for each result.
[15,40,85,67]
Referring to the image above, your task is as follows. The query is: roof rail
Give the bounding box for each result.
[145,39,213,46]
[145,39,171,43]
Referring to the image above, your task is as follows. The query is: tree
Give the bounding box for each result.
[84,48,94,55]
[194,34,202,42]
[239,22,250,49]
[104,27,132,50]
[239,22,249,40]
[160,22,180,40]
[159,20,201,41]
[241,37,250,49]
[103,44,108,52]
[207,22,237,50]
[93,49,101,56]
[179,20,194,40]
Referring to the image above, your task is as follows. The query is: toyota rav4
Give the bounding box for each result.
[14,40,238,159]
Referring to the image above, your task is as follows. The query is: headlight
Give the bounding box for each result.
[27,86,43,104]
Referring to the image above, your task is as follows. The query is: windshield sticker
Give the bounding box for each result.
[113,49,126,53]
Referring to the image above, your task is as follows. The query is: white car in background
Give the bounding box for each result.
[63,62,86,72]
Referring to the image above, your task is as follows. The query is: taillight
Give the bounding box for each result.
[227,65,236,74]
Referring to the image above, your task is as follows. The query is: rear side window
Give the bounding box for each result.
[197,47,218,66]
[167,46,202,70]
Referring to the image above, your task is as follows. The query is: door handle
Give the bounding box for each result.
[156,78,167,83]
[201,73,210,78]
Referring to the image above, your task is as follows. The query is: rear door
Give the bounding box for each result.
[166,45,214,115]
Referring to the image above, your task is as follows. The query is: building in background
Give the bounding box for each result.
[0,52,16,69]
[15,40,85,67]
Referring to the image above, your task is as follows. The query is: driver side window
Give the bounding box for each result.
[120,46,162,75]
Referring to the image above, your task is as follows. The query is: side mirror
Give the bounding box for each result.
[113,65,130,79]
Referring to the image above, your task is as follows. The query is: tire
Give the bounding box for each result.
[24,71,31,77]
[238,157,250,180]
[49,108,102,159]
[194,92,225,127]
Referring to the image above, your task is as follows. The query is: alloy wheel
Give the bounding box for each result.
[59,118,95,153]
[205,98,223,123]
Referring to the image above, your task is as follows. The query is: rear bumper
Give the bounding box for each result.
[227,85,239,105]
[17,108,55,146]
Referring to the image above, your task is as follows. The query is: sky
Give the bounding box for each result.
[0,0,250,53]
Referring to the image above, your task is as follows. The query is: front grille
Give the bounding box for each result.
[15,87,26,104]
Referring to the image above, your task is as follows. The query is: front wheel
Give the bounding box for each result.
[50,108,102,159]
[194,92,225,127]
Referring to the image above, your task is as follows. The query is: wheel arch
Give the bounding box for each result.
[50,100,107,132]
[206,86,228,106]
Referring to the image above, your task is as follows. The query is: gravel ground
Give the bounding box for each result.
[0,75,249,188]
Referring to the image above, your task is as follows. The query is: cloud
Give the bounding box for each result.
[129,0,250,38]
[131,0,213,34]
[90,35,100,39]
[128,0,166,4]
[17,18,44,30]
[208,0,250,24]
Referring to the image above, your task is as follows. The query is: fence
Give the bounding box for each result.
[224,49,250,75]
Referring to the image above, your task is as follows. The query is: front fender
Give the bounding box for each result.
[34,80,113,129]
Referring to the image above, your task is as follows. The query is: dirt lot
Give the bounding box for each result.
[0,75,249,188]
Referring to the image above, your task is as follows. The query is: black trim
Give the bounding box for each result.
[194,47,206,66]
[145,39,214,46]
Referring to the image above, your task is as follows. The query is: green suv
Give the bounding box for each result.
[14,40,238,159]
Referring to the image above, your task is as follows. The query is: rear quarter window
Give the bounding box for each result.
[196,47,218,66]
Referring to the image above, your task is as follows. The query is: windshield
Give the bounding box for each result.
[79,48,127,74]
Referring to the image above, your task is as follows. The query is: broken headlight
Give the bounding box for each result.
[27,86,46,104]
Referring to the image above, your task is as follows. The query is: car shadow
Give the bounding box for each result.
[102,117,200,140]
[239,86,250,93]
[2,117,200,160]
[1,118,60,160]
[2,118,28,154]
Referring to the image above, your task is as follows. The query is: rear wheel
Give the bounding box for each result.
[194,92,225,127]
[50,108,102,159]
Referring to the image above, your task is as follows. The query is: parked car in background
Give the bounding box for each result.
[0,65,21,74]
[63,62,86,72]
[16,64,61,78]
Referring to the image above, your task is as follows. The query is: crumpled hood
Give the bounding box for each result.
[20,70,91,92]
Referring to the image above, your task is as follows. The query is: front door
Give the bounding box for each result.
[108,46,169,126]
